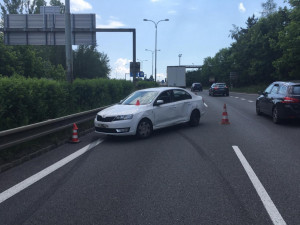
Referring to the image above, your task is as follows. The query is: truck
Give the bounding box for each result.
[167,66,186,88]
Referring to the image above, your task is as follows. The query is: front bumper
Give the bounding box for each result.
[94,119,137,136]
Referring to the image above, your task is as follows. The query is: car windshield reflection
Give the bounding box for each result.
[122,91,159,105]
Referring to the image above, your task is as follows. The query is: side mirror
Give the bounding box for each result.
[154,100,164,106]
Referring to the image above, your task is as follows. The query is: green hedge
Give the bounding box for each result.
[0,77,158,131]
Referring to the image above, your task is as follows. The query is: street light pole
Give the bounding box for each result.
[145,49,154,77]
[137,59,148,71]
[143,19,169,82]
[145,49,160,78]
[178,54,182,66]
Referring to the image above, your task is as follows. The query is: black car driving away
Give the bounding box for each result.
[209,83,229,96]
[256,81,300,124]
[191,83,203,92]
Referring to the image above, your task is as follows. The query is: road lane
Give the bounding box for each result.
[0,91,299,225]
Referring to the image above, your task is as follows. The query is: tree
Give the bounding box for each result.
[0,0,24,15]
[261,0,277,17]
[50,0,64,13]
[73,45,111,79]
[25,0,46,14]
[273,2,300,79]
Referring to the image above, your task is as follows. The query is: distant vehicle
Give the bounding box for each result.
[256,81,300,124]
[209,83,229,96]
[94,87,206,138]
[167,66,186,87]
[191,83,203,92]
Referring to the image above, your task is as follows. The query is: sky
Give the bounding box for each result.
[2,0,290,81]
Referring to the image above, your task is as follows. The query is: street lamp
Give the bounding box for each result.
[178,54,182,66]
[137,59,148,71]
[143,18,169,82]
[145,49,160,78]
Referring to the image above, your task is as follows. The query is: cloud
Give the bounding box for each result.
[111,58,130,79]
[239,3,246,13]
[96,14,102,20]
[71,0,92,12]
[96,15,125,28]
[168,10,177,15]
[97,20,125,28]
[188,6,198,11]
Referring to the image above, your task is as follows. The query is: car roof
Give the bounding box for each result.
[137,87,187,92]
[273,81,300,85]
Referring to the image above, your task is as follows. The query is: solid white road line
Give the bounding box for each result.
[0,138,104,204]
[232,146,286,225]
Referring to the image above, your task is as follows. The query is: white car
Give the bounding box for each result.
[94,87,206,138]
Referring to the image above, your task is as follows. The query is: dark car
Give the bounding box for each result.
[191,83,203,92]
[209,83,229,96]
[256,81,300,123]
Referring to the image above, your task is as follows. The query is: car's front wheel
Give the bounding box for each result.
[189,110,200,126]
[136,119,153,138]
[256,102,262,115]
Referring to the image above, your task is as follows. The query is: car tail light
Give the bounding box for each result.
[281,97,300,103]
[214,87,218,90]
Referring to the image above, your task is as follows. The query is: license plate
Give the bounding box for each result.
[98,123,108,128]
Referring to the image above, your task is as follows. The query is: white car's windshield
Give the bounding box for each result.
[123,91,159,105]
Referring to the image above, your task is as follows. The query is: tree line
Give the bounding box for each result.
[186,0,300,88]
[0,0,111,80]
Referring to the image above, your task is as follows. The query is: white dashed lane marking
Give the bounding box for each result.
[230,95,255,103]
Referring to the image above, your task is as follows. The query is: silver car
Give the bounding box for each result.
[95,87,206,138]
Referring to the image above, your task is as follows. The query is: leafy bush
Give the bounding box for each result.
[0,77,162,131]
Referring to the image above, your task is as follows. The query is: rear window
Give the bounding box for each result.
[217,84,226,87]
[292,85,300,95]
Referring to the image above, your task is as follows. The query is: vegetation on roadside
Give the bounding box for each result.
[187,0,300,88]
[0,76,157,131]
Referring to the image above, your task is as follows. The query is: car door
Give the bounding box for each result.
[152,90,178,128]
[172,89,193,122]
[265,84,280,115]
[260,84,273,113]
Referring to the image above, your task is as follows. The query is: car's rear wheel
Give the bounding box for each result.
[136,119,153,138]
[189,110,200,126]
[272,106,281,124]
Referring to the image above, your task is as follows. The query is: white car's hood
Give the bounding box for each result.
[98,104,146,116]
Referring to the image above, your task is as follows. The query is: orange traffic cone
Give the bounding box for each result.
[221,104,230,125]
[70,123,80,143]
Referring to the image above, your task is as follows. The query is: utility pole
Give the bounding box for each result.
[65,0,73,83]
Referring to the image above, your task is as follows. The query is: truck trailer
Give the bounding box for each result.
[167,66,186,88]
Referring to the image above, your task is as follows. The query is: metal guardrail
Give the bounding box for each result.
[0,106,107,151]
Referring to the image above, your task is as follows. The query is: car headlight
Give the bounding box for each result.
[114,114,133,121]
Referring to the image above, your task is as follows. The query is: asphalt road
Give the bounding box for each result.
[0,90,300,225]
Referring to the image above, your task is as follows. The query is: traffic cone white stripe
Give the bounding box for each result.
[70,123,80,143]
[221,104,230,124]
